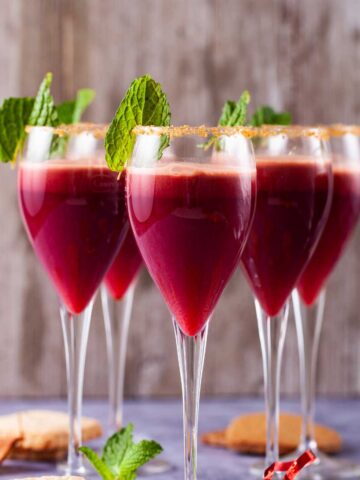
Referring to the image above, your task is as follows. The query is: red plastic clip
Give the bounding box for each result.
[263,450,317,480]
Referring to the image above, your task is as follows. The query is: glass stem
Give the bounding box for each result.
[60,299,94,475]
[293,288,326,453]
[101,281,136,434]
[173,319,209,480]
[255,299,289,467]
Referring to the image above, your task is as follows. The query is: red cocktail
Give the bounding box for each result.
[297,166,360,305]
[18,125,128,475]
[104,230,142,301]
[129,162,255,336]
[127,125,257,480]
[19,160,127,314]
[240,126,332,473]
[290,126,360,480]
[241,156,331,316]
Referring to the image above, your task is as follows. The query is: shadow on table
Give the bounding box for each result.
[0,460,54,477]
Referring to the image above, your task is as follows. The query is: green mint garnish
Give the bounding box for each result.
[218,100,236,126]
[0,97,34,163]
[28,72,58,127]
[200,90,251,151]
[53,88,96,156]
[80,447,114,480]
[0,72,57,163]
[102,423,135,475]
[57,88,95,124]
[105,74,171,172]
[80,423,163,480]
[250,105,292,126]
[219,90,251,127]
[0,73,95,163]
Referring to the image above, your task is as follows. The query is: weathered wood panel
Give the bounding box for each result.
[0,0,359,397]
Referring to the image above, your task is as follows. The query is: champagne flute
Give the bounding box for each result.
[127,125,257,479]
[293,125,360,479]
[18,124,128,475]
[239,126,333,474]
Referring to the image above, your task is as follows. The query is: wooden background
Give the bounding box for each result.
[0,0,360,398]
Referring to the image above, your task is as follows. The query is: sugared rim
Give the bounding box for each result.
[25,122,108,139]
[133,124,329,139]
[24,123,331,140]
[328,124,360,137]
[132,125,258,138]
[256,125,329,139]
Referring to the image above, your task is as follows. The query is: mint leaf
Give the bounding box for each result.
[57,88,95,124]
[80,446,115,480]
[57,101,77,124]
[198,136,218,152]
[250,105,292,126]
[83,423,163,480]
[218,91,251,127]
[0,74,94,164]
[119,440,163,477]
[105,74,171,172]
[72,88,95,122]
[102,424,134,476]
[199,90,251,151]
[0,97,34,163]
[0,72,57,163]
[218,100,236,126]
[121,473,137,480]
[54,88,96,157]
[28,72,58,127]
[226,90,251,126]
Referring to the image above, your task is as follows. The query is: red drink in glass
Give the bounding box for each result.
[241,156,331,316]
[18,124,132,475]
[287,128,360,479]
[18,159,128,314]
[104,230,142,300]
[128,162,256,336]
[127,125,257,480]
[297,166,360,305]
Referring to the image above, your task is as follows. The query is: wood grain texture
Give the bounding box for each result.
[0,0,359,397]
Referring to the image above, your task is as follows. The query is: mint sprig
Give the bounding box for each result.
[80,447,114,480]
[80,423,163,480]
[0,97,34,163]
[57,88,95,124]
[217,100,235,126]
[0,72,58,163]
[28,72,58,127]
[200,90,251,151]
[105,74,171,172]
[0,73,95,163]
[53,88,96,156]
[219,90,251,127]
[250,105,292,126]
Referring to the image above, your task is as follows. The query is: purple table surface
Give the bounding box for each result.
[0,397,359,479]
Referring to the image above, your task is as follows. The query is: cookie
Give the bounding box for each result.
[0,435,22,463]
[226,412,341,455]
[201,429,227,448]
[0,410,102,460]
[10,447,68,461]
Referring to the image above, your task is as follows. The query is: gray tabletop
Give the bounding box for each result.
[0,397,359,479]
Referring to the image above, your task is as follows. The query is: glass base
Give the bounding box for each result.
[250,458,267,477]
[57,460,98,478]
[291,449,360,480]
[250,450,360,479]
[138,458,174,476]
[134,431,174,475]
